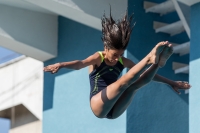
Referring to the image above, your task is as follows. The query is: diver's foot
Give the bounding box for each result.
[158,43,173,67]
[148,41,168,64]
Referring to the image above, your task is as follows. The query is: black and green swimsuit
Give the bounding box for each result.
[89,51,124,99]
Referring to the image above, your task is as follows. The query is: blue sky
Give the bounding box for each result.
[0,118,10,133]
[0,46,20,132]
[0,46,21,64]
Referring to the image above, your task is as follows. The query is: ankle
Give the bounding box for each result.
[146,54,151,64]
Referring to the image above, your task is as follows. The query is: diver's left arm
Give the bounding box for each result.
[122,57,191,94]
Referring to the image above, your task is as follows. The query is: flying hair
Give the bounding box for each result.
[101,7,135,50]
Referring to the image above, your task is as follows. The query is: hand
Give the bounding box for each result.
[171,81,191,94]
[43,63,61,74]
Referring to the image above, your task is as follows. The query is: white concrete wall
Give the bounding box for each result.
[10,120,42,133]
[25,0,128,30]
[0,4,58,61]
[0,57,43,120]
[0,0,127,62]
[7,104,42,133]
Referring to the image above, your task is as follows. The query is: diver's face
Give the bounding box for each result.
[105,47,124,63]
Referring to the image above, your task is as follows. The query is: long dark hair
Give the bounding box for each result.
[101,8,134,50]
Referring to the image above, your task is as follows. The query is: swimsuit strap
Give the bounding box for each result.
[98,51,123,65]
[119,57,123,65]
[98,51,104,62]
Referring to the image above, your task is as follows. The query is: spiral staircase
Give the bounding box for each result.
[144,0,190,93]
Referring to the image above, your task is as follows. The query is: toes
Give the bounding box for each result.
[156,41,171,53]
[156,43,166,54]
[164,44,173,54]
[157,41,169,46]
[158,45,173,67]
[157,41,168,47]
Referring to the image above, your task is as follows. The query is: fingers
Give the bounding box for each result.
[43,67,51,72]
[172,81,192,95]
[173,87,181,95]
[177,81,191,89]
[44,66,54,72]
[182,81,191,88]
[45,68,58,74]
[43,64,59,74]
[51,70,58,74]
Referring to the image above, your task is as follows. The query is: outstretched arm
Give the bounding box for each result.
[123,57,191,94]
[152,74,191,94]
[44,52,100,74]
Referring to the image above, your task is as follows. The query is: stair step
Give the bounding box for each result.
[185,89,189,94]
[144,0,175,15]
[172,62,189,74]
[175,65,189,74]
[171,0,190,38]
[173,41,190,56]
[154,21,185,36]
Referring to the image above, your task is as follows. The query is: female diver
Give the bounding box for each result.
[44,11,191,119]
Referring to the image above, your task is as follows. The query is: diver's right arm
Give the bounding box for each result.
[43,52,101,74]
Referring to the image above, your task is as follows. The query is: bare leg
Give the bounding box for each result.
[109,44,173,119]
[111,64,159,119]
[90,42,168,118]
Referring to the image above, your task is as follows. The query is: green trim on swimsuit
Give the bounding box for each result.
[119,57,123,65]
[98,51,104,62]
[98,51,123,65]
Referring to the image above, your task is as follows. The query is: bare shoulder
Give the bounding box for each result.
[121,56,135,69]
[82,51,102,66]
[92,51,102,66]
[92,51,101,59]
[90,51,102,61]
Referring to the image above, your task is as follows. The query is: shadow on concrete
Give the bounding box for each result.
[0,104,39,129]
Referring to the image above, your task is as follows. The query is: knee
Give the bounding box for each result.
[91,107,106,119]
[94,113,117,119]
[107,115,119,119]
[116,80,130,91]
[93,112,106,119]
[92,109,117,119]
[95,114,105,119]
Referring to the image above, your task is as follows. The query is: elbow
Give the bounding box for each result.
[76,61,83,70]
[74,67,80,70]
[75,65,81,70]
[76,67,81,70]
